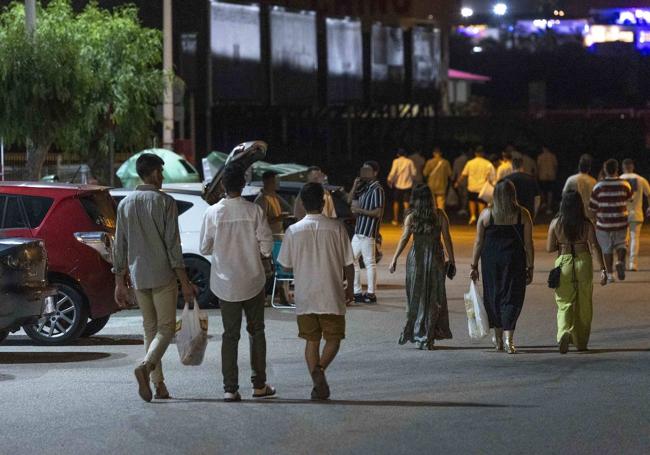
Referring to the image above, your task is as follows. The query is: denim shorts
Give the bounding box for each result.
[595,229,627,254]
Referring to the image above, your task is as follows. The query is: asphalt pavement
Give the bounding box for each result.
[1,223,649,454]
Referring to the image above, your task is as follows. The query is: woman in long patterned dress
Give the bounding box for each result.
[389,185,456,350]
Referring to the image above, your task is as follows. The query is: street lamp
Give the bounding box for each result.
[493,3,508,16]
[461,7,474,18]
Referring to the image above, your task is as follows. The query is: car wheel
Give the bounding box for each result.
[0,330,8,344]
[80,315,111,338]
[23,283,89,345]
[178,257,218,309]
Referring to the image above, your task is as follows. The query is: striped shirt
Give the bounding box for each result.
[354,180,385,238]
[588,178,633,231]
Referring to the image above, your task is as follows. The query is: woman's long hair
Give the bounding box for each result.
[557,190,589,242]
[409,184,438,234]
[491,180,519,224]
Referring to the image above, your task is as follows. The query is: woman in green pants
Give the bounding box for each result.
[547,190,608,353]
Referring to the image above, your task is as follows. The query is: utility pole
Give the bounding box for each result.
[162,0,175,150]
[25,0,36,34]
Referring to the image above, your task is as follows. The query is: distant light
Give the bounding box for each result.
[493,3,507,16]
[553,10,559,16]
[559,10,565,17]
[472,46,483,53]
[461,7,474,18]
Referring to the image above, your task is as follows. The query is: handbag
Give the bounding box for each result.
[548,243,575,289]
[547,266,561,289]
[478,181,495,203]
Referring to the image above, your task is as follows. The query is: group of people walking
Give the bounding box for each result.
[113,150,647,404]
[388,152,646,356]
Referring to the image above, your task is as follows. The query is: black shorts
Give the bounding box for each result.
[468,191,482,202]
[393,188,412,204]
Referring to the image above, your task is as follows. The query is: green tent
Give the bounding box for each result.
[116,148,201,189]
[203,151,308,182]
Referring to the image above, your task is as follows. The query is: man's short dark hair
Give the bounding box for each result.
[578,154,592,173]
[604,159,619,176]
[222,166,246,194]
[363,160,380,173]
[502,150,513,161]
[136,153,164,180]
[512,157,524,170]
[262,170,278,182]
[300,182,325,213]
[622,158,634,169]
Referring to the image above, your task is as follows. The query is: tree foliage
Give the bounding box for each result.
[0,0,164,180]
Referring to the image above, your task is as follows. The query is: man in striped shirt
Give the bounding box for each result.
[589,159,633,282]
[349,161,385,304]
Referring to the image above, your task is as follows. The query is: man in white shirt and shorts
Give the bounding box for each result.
[620,158,650,271]
[278,182,355,400]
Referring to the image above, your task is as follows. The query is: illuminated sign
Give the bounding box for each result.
[371,23,405,102]
[616,9,650,26]
[326,17,363,103]
[584,25,634,47]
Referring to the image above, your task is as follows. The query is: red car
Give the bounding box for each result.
[0,183,120,344]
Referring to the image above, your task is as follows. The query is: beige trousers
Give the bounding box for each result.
[134,280,178,384]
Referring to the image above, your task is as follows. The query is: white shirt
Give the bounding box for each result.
[496,161,514,181]
[620,173,650,223]
[537,151,558,181]
[278,215,354,316]
[199,197,273,302]
[563,173,597,218]
[461,157,496,193]
[387,156,417,190]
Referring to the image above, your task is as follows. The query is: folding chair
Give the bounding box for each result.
[271,236,295,309]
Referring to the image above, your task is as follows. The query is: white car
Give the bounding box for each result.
[110,188,217,308]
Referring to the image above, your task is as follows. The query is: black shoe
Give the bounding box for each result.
[559,332,571,354]
[310,366,330,400]
[615,262,625,281]
[353,293,365,304]
[364,293,377,304]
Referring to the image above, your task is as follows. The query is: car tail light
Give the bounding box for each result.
[74,231,113,264]
[1,240,48,286]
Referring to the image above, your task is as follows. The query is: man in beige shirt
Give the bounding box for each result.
[423,147,452,210]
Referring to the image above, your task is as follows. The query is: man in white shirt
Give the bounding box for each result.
[457,146,496,224]
[387,149,417,226]
[278,183,355,401]
[563,154,597,221]
[620,159,650,271]
[199,166,276,402]
[537,146,559,215]
[293,166,338,220]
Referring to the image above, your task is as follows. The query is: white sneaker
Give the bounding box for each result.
[607,276,616,284]
[224,391,242,402]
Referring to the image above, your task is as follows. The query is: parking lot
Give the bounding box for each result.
[1,224,649,454]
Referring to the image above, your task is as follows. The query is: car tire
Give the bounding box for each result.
[23,283,89,345]
[178,257,218,309]
[0,330,8,344]
[80,315,111,338]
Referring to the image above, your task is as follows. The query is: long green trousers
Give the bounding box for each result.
[554,251,593,351]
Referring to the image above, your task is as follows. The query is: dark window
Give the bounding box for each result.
[176,200,193,216]
[2,196,28,229]
[178,159,197,174]
[80,191,117,231]
[21,196,54,228]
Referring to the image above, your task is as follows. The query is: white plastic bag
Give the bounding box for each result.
[175,300,208,366]
[478,181,494,203]
[464,281,490,340]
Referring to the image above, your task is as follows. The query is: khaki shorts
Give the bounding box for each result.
[297,314,346,342]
